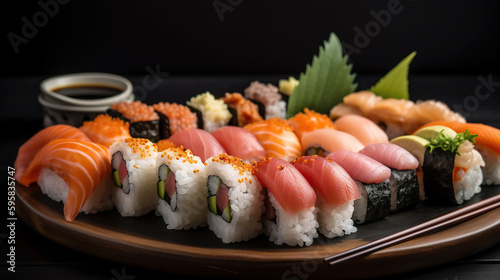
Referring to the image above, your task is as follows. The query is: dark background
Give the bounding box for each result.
[3,0,500,77]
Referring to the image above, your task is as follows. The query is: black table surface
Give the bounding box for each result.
[1,74,499,279]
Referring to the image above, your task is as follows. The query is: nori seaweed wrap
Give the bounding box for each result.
[352,179,391,224]
[389,169,419,212]
[422,147,457,204]
[107,108,160,143]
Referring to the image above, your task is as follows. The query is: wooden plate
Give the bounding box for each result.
[16,184,500,280]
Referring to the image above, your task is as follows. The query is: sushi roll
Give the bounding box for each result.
[244,81,287,120]
[244,118,302,162]
[186,92,232,132]
[359,143,420,213]
[415,121,500,185]
[156,147,208,230]
[292,156,360,238]
[287,108,336,140]
[403,125,484,205]
[220,92,263,127]
[18,139,113,221]
[300,128,365,157]
[108,101,160,142]
[79,114,131,147]
[326,151,392,224]
[110,138,158,217]
[152,102,198,139]
[255,157,318,246]
[205,154,264,243]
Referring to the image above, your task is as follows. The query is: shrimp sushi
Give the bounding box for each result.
[18,139,112,221]
[287,108,336,140]
[205,154,263,243]
[334,115,389,146]
[220,92,263,127]
[152,102,198,139]
[292,156,360,238]
[211,126,266,163]
[108,101,160,142]
[403,100,466,135]
[244,118,302,162]
[326,151,392,224]
[254,157,318,246]
[415,121,500,185]
[168,128,226,162]
[359,143,420,213]
[14,124,91,181]
[110,138,158,216]
[187,92,232,132]
[300,128,365,156]
[156,147,208,230]
[244,81,286,119]
[79,114,131,147]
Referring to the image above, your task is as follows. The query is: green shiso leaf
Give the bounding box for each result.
[286,33,357,118]
[369,51,416,100]
[426,129,478,155]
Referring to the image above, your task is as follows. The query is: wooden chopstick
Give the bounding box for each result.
[325,194,500,266]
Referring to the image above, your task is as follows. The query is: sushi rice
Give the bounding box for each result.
[155,147,208,230]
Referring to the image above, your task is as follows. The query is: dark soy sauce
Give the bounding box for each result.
[52,84,124,100]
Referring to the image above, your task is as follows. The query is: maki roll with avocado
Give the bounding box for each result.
[108,101,160,142]
[205,154,263,243]
[156,147,207,230]
[391,125,485,205]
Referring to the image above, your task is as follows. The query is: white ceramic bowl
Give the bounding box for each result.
[40,72,133,107]
[38,73,135,127]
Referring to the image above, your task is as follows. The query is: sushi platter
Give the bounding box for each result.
[13,33,500,279]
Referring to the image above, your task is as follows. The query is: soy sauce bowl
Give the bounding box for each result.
[40,72,133,107]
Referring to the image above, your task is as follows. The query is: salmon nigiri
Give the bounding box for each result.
[414,120,500,185]
[211,126,265,163]
[19,139,111,221]
[168,128,226,162]
[254,157,318,246]
[14,124,91,180]
[79,114,131,148]
[301,128,365,156]
[334,115,389,146]
[292,155,360,238]
[244,118,302,162]
[326,151,391,184]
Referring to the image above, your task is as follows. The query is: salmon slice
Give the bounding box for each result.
[254,157,316,214]
[359,143,419,170]
[334,115,389,146]
[292,156,360,207]
[326,151,391,184]
[18,139,111,221]
[169,128,226,162]
[301,128,365,155]
[211,126,265,163]
[244,118,302,162]
[14,124,91,180]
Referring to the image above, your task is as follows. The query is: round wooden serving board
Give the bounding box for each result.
[16,184,500,280]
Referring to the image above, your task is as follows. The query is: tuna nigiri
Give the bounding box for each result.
[334,115,389,146]
[19,139,111,221]
[326,151,391,184]
[358,143,419,171]
[14,124,91,181]
[292,156,360,238]
[79,114,131,148]
[254,157,318,246]
[211,126,265,163]
[301,128,365,156]
[244,118,302,162]
[168,128,226,162]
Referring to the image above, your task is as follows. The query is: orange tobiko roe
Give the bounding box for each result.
[110,101,158,123]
